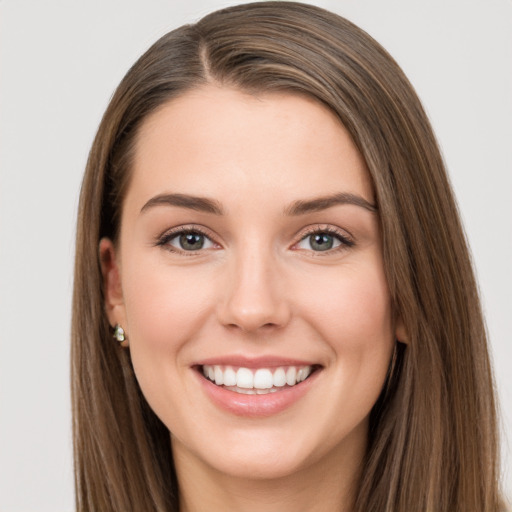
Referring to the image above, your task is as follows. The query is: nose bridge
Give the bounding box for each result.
[217,237,289,332]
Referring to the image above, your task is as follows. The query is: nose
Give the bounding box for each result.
[216,246,291,333]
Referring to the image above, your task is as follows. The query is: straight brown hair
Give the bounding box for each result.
[72,2,504,510]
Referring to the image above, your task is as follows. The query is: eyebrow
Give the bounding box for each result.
[284,193,377,215]
[140,193,224,215]
[140,191,377,216]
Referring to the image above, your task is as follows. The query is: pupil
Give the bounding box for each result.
[311,234,333,251]
[180,233,204,250]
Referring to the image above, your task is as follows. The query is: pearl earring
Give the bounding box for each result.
[113,324,126,343]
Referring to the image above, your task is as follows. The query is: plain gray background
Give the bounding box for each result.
[0,0,510,510]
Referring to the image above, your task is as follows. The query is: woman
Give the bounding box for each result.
[72,2,505,510]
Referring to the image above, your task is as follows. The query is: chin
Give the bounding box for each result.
[207,445,314,481]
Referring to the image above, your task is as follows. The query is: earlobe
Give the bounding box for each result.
[99,238,127,332]
[395,315,409,345]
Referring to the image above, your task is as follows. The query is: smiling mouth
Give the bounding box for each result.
[199,364,319,395]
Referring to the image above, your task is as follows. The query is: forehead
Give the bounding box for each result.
[128,85,373,210]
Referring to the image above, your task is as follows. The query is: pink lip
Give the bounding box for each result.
[193,365,321,418]
[193,355,317,369]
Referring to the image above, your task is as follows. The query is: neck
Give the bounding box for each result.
[173,431,365,512]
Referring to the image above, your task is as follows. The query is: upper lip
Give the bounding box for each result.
[193,355,320,369]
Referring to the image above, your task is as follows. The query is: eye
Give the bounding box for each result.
[295,229,354,252]
[158,228,216,252]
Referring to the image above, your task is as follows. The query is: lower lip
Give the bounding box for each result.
[195,369,320,417]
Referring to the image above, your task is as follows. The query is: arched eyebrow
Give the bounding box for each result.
[140,193,224,215]
[284,193,377,215]
[140,191,377,216]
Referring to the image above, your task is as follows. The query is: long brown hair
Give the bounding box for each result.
[72,2,503,510]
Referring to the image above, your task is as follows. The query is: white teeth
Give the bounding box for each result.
[253,369,273,389]
[236,368,254,389]
[214,366,224,385]
[202,364,314,391]
[234,387,257,395]
[223,386,280,395]
[273,367,286,387]
[223,366,237,386]
[285,367,296,386]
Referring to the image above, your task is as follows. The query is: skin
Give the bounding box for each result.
[101,86,407,512]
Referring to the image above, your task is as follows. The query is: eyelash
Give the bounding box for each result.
[294,226,355,254]
[155,224,355,255]
[156,225,216,256]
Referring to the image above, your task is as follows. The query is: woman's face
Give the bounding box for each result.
[102,86,401,481]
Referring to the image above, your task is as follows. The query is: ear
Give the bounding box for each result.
[99,238,128,345]
[395,314,409,345]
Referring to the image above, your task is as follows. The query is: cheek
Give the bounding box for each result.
[300,262,394,432]
[119,258,220,427]
[122,259,211,343]
[301,262,394,348]
[298,259,395,410]
[120,257,216,395]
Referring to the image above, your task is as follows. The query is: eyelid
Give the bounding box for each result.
[155,224,221,253]
[291,224,355,252]
[154,223,355,255]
